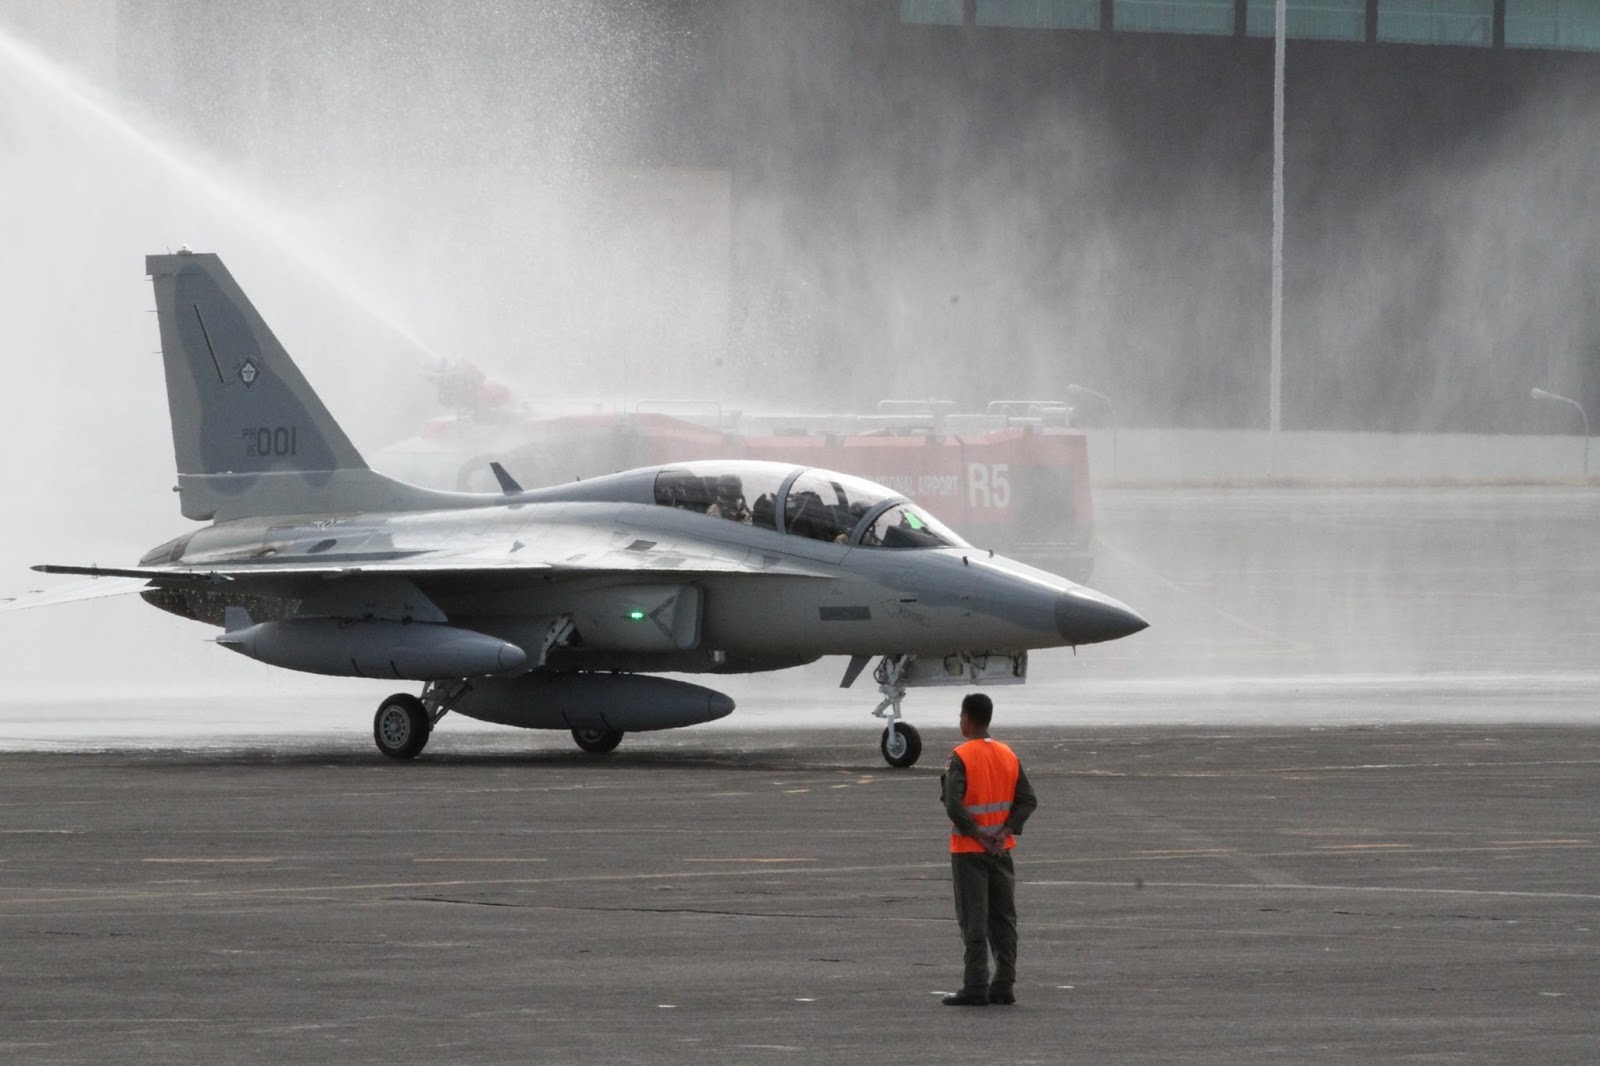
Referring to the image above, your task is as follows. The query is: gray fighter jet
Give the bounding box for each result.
[3,251,1146,766]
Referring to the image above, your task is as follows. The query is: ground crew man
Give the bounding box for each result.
[940,692,1038,1006]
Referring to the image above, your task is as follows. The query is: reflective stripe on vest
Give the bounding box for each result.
[950,737,1020,854]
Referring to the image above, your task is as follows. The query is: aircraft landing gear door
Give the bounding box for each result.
[872,655,922,769]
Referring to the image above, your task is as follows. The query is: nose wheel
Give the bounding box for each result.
[872,655,922,768]
[880,721,922,768]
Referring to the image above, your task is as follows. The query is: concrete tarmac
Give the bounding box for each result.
[2,724,1594,1065]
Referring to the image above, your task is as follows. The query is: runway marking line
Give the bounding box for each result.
[1132,849,1237,858]
[1076,760,1600,780]
[682,858,816,864]
[412,858,549,863]
[141,857,277,864]
[1490,839,1587,847]
[1026,843,1599,866]
[1025,879,1600,902]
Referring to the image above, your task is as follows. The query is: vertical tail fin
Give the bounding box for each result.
[147,251,454,520]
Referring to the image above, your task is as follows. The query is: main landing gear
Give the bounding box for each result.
[372,680,629,759]
[571,727,624,754]
[872,655,922,769]
[373,680,472,759]
[374,693,430,759]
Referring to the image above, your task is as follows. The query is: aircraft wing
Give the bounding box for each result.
[0,574,156,612]
[21,529,828,596]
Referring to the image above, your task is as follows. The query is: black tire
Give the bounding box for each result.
[880,722,922,768]
[374,694,430,759]
[571,727,624,754]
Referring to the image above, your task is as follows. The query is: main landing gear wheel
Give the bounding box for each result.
[880,722,922,769]
[374,694,431,759]
[571,727,624,754]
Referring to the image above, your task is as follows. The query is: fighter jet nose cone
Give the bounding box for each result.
[1055,588,1148,645]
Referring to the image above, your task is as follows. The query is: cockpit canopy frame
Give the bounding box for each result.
[652,461,968,549]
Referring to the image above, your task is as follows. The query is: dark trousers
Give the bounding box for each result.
[951,850,1017,997]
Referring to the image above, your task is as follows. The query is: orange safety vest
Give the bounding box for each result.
[949,737,1021,854]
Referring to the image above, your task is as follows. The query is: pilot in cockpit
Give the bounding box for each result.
[707,474,751,523]
[837,500,874,545]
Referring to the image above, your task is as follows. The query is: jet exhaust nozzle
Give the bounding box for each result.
[217,618,528,680]
[453,672,736,733]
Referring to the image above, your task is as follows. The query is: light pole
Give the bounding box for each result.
[1531,387,1590,479]
[1270,0,1286,469]
[1067,384,1118,483]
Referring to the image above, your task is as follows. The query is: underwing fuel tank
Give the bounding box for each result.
[217,619,528,680]
[453,673,736,732]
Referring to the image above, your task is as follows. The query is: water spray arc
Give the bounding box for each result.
[0,26,438,365]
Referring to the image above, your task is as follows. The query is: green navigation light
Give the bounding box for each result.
[628,609,647,621]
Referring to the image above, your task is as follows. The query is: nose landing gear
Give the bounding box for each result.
[872,655,922,768]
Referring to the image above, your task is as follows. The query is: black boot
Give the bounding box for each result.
[941,990,990,1006]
